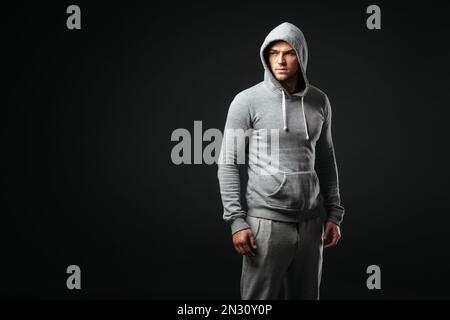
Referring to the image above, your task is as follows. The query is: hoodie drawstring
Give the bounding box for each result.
[281,89,288,131]
[301,95,309,140]
[280,89,309,140]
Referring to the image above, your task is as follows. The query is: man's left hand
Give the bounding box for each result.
[322,221,341,249]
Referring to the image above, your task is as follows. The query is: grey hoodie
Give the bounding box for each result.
[217,22,345,235]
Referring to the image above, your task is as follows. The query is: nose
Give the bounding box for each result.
[276,52,286,65]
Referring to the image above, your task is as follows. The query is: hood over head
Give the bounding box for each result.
[259,22,310,135]
[260,22,309,97]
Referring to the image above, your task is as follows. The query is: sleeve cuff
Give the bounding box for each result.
[326,214,343,226]
[230,217,250,235]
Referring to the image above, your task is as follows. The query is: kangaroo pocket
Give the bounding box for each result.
[255,171,320,210]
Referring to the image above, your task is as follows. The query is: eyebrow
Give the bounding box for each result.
[269,49,296,54]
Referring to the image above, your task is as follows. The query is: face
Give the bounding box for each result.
[267,41,300,82]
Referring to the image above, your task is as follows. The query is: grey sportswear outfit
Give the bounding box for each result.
[217,22,345,300]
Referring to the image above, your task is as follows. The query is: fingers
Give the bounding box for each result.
[233,229,256,257]
[322,224,331,242]
[250,233,257,249]
[324,227,341,249]
[322,230,328,242]
[234,242,255,256]
[241,241,255,257]
[324,237,337,249]
[234,243,244,255]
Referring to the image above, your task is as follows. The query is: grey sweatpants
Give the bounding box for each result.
[241,215,324,300]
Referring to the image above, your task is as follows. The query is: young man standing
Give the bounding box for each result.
[217,22,345,299]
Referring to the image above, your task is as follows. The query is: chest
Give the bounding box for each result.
[251,96,325,143]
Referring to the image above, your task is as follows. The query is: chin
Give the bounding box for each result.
[275,75,289,81]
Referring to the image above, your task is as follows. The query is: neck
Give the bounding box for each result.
[280,78,298,94]
[278,69,300,93]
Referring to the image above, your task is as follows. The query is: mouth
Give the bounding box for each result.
[276,69,288,73]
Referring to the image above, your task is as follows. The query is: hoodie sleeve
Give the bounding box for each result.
[315,95,345,225]
[217,93,252,235]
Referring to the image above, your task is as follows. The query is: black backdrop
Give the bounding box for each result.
[3,1,450,299]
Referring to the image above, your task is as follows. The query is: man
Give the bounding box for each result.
[217,22,345,300]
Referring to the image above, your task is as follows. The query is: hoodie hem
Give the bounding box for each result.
[247,201,325,223]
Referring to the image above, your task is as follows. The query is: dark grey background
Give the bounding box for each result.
[3,1,450,299]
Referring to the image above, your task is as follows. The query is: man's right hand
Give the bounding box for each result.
[232,228,257,257]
